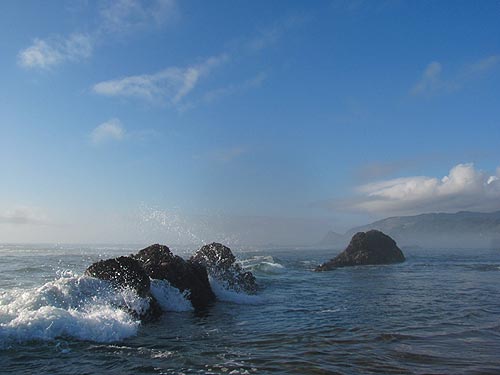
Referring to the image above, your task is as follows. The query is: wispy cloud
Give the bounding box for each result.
[247,14,307,52]
[98,0,177,34]
[18,33,93,69]
[18,0,176,69]
[93,54,228,105]
[411,55,500,95]
[329,163,500,215]
[411,61,448,95]
[467,55,500,74]
[0,206,49,225]
[90,118,126,144]
[202,72,267,104]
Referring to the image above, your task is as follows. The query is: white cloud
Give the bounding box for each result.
[92,54,228,105]
[98,0,176,33]
[18,33,93,69]
[411,55,500,95]
[18,0,176,70]
[0,206,49,225]
[333,163,500,215]
[90,118,126,144]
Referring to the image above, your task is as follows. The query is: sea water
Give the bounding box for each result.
[0,244,499,374]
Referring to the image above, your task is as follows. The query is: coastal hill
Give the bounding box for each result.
[319,211,500,249]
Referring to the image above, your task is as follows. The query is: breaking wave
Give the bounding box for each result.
[150,279,193,312]
[0,255,269,345]
[0,274,145,345]
[241,255,286,275]
[209,277,264,305]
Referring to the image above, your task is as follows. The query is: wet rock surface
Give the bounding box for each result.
[85,242,257,321]
[85,256,151,297]
[133,244,215,310]
[191,242,257,294]
[316,230,405,271]
[85,256,162,321]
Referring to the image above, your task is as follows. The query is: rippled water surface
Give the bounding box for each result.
[1,245,500,374]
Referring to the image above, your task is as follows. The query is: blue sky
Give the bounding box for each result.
[1,0,499,244]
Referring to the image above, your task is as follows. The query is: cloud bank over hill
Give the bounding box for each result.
[330,163,500,215]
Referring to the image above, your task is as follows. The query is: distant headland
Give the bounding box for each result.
[319,210,500,249]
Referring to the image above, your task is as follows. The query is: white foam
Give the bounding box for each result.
[241,255,286,275]
[253,261,286,274]
[209,277,264,305]
[149,279,193,312]
[0,275,144,345]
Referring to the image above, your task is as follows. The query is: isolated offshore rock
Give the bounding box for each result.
[133,244,215,310]
[85,256,162,321]
[315,230,405,271]
[190,242,257,294]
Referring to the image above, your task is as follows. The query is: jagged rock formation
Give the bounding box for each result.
[132,244,215,310]
[85,242,258,321]
[190,242,257,294]
[85,256,150,297]
[316,230,405,271]
[85,256,162,321]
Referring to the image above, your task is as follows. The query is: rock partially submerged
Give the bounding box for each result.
[132,244,215,310]
[191,242,257,294]
[85,256,150,297]
[84,242,258,321]
[315,230,405,271]
[85,256,162,321]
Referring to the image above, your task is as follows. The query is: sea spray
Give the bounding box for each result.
[150,279,193,312]
[0,248,268,345]
[241,255,286,275]
[0,275,145,344]
[209,277,264,305]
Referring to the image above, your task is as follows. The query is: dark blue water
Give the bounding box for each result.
[1,245,500,374]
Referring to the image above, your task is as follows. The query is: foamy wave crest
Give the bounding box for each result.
[241,255,286,275]
[150,279,193,312]
[209,277,264,305]
[0,275,147,345]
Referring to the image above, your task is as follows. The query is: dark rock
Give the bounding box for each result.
[190,242,257,294]
[85,256,162,321]
[315,230,405,271]
[85,256,150,297]
[133,244,215,310]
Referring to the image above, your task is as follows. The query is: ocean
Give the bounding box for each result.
[0,244,499,374]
